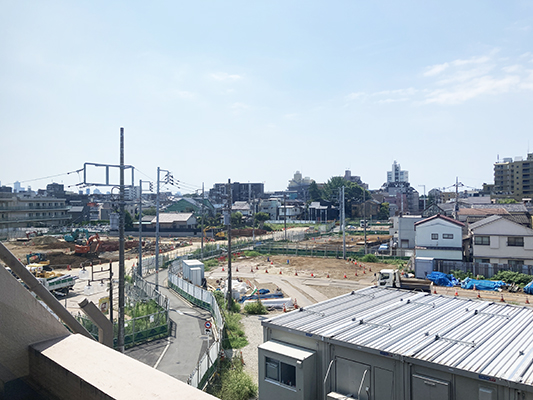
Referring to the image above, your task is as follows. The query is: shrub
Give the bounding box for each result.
[360,254,378,263]
[492,271,533,287]
[218,361,257,400]
[223,312,248,349]
[243,250,262,257]
[203,258,219,269]
[244,300,267,315]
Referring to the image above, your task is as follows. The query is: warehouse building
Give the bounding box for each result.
[259,286,533,400]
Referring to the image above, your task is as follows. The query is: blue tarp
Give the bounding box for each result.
[427,271,459,287]
[461,277,505,291]
[523,280,533,295]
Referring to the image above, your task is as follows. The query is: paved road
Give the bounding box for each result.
[126,270,211,382]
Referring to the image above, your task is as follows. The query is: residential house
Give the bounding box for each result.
[389,215,423,249]
[415,214,464,260]
[469,215,533,266]
[145,213,197,230]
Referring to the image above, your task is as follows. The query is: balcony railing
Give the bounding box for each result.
[0,214,72,224]
[0,205,68,212]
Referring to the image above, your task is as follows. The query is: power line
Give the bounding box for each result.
[4,169,83,186]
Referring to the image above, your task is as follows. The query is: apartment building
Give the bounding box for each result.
[493,153,533,200]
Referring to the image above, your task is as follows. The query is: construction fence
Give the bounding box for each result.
[435,260,533,279]
[74,276,170,349]
[167,262,224,389]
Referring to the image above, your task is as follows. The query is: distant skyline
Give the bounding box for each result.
[1,1,532,195]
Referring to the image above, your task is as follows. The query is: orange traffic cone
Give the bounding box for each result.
[236,266,239,272]
[279,270,282,275]
[256,266,259,270]
[265,268,268,273]
[454,289,458,296]
[294,299,299,309]
[344,273,347,279]
[433,287,437,294]
[67,265,71,271]
[526,297,530,304]
[222,267,225,272]
[283,304,287,313]
[271,261,273,265]
[369,266,372,272]
[501,293,505,302]
[326,273,330,278]
[355,271,358,276]
[311,272,314,277]
[295,271,298,276]
[477,291,481,299]
[251,268,254,273]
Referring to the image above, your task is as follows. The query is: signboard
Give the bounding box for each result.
[99,297,110,314]
[204,321,212,329]
[205,328,211,335]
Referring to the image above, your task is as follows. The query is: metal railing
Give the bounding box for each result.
[435,260,533,278]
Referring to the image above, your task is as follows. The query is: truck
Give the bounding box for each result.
[377,269,432,292]
[37,274,77,295]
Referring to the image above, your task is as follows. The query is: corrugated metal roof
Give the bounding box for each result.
[263,287,533,386]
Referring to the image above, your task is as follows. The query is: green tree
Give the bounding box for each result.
[125,210,134,230]
[378,203,390,220]
[254,212,270,229]
[308,180,322,202]
[497,198,518,204]
[142,207,157,216]
[231,212,243,228]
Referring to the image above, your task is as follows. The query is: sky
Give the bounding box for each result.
[1,1,533,196]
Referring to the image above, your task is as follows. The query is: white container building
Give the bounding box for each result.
[259,286,533,400]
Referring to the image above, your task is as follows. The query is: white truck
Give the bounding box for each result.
[377,269,432,292]
[37,274,77,295]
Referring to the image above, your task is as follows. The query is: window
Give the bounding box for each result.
[443,233,454,239]
[474,236,490,246]
[265,357,296,387]
[431,233,438,240]
[508,237,524,247]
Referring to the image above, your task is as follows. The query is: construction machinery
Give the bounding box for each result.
[64,228,90,244]
[75,233,102,256]
[25,252,50,266]
[24,264,77,295]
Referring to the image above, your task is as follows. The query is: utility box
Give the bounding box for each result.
[189,267,203,287]
[182,260,204,284]
[258,340,316,400]
[414,257,434,279]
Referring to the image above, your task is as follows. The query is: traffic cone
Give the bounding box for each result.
[363,269,366,274]
[271,261,273,265]
[355,271,358,276]
[222,267,225,272]
[283,304,287,312]
[251,268,254,273]
[279,270,282,275]
[256,266,259,270]
[500,293,505,302]
[369,266,372,272]
[433,287,437,294]
[295,271,298,276]
[326,273,330,278]
[294,299,299,309]
[526,297,530,304]
[311,272,314,277]
[344,273,347,279]
[454,289,458,296]
[265,268,268,273]
[477,291,481,299]
[67,264,71,271]
[236,266,239,272]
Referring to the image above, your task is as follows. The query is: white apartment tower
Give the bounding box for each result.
[387,160,409,183]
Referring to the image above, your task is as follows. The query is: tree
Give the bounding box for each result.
[308,180,322,202]
[125,210,134,230]
[142,207,157,216]
[254,212,270,229]
[231,212,243,228]
[378,203,390,220]
[497,198,518,204]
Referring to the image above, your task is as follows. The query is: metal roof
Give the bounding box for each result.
[263,287,533,386]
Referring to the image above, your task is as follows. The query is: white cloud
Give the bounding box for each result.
[424,55,490,77]
[345,92,366,101]
[425,75,521,105]
[424,62,450,77]
[211,72,242,81]
[374,88,417,96]
[377,98,409,104]
[502,64,523,73]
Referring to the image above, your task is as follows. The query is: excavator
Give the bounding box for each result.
[74,233,102,256]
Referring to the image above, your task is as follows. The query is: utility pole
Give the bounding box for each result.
[342,186,346,259]
[226,179,233,311]
[137,180,152,277]
[363,187,367,255]
[252,193,256,244]
[201,183,204,260]
[118,127,125,353]
[155,167,161,291]
[284,193,287,241]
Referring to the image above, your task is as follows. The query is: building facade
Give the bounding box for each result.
[0,192,70,229]
[493,153,533,200]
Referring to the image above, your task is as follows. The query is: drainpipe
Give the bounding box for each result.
[78,299,113,348]
[0,242,93,340]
